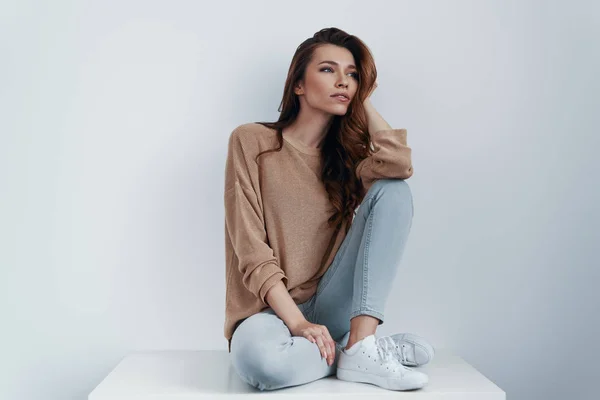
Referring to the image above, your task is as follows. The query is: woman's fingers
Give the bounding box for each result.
[329,341,336,365]
[304,326,336,366]
[315,335,328,360]
[326,341,334,365]
[305,333,324,359]
[321,327,336,365]
[315,327,334,366]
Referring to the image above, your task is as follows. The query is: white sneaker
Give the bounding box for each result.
[337,334,429,391]
[387,332,436,367]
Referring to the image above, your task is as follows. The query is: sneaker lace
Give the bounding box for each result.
[375,336,411,374]
[395,341,411,364]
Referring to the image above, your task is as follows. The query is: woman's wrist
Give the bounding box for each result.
[287,316,308,332]
[265,280,307,331]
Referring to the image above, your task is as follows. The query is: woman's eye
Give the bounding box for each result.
[321,67,359,79]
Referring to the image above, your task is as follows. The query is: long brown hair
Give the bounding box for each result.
[254,27,377,236]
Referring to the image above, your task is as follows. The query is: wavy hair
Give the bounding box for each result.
[254,27,377,241]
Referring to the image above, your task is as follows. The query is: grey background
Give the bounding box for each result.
[1,1,598,399]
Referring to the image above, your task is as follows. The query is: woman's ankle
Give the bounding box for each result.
[345,332,372,350]
[344,315,379,349]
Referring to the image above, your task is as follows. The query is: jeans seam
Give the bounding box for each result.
[361,197,375,311]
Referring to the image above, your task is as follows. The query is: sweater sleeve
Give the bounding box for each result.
[224,127,288,305]
[355,128,414,193]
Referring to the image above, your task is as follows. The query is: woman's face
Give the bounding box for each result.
[295,44,359,116]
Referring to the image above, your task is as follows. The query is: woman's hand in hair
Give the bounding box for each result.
[289,319,336,366]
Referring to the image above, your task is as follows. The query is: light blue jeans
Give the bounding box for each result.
[230,179,414,391]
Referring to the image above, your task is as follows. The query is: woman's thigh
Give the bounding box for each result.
[230,308,335,391]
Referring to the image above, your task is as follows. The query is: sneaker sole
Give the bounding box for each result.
[337,367,427,391]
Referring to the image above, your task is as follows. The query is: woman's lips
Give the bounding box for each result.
[332,95,349,102]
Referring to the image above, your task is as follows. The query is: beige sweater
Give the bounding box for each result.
[223,122,413,351]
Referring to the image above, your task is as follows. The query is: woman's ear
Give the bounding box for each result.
[294,80,304,95]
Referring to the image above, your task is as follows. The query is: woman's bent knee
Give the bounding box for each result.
[371,179,413,216]
[230,313,296,390]
[231,341,293,390]
[376,178,411,197]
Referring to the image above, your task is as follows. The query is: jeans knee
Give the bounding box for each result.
[231,341,292,391]
[376,178,410,195]
[371,179,413,214]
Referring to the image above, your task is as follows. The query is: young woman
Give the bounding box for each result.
[223,27,434,391]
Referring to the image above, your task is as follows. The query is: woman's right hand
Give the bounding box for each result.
[289,319,336,366]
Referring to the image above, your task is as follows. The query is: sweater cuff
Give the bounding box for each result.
[257,267,288,306]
